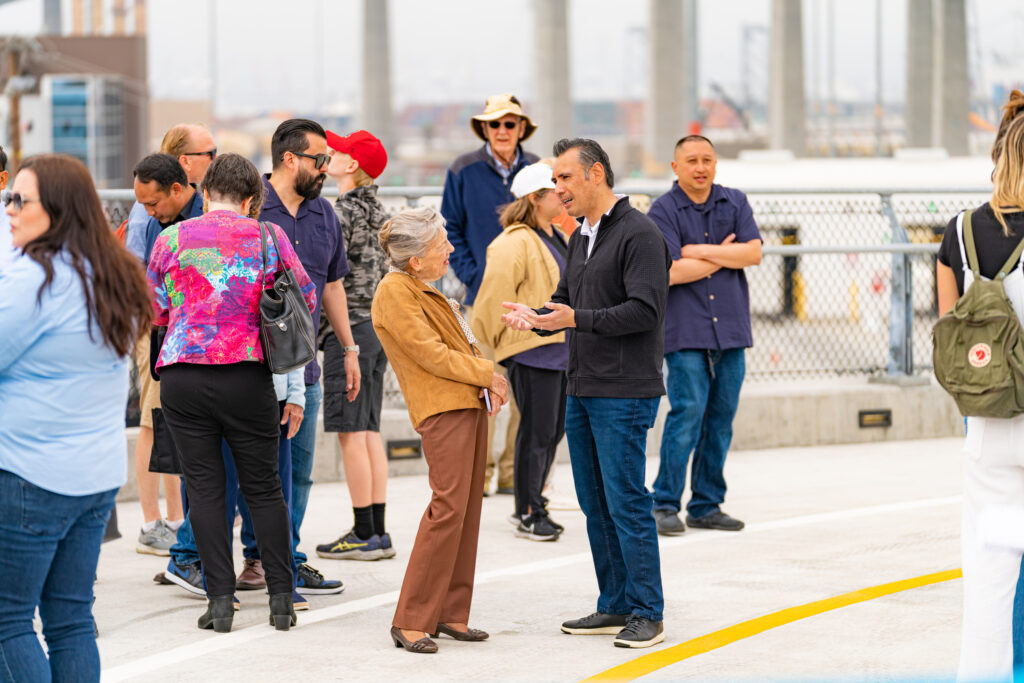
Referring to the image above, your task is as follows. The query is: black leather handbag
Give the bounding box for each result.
[258,222,316,374]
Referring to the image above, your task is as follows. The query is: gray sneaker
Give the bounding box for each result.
[136,520,175,556]
[653,509,686,536]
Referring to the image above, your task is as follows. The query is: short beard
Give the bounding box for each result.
[294,169,324,201]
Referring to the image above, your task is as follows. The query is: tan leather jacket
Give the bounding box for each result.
[471,222,567,363]
[372,271,493,428]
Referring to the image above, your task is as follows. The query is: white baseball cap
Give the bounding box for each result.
[510,162,556,199]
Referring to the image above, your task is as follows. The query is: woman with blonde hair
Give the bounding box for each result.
[373,206,508,653]
[473,162,571,541]
[936,94,1024,682]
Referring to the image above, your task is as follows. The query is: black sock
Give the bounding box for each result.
[371,502,387,536]
[353,506,374,540]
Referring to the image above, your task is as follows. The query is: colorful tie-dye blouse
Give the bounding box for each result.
[148,210,317,369]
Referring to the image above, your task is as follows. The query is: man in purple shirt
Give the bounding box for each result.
[257,118,361,596]
[648,135,762,536]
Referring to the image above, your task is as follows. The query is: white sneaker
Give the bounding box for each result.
[136,520,175,556]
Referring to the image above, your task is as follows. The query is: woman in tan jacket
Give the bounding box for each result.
[372,207,509,654]
[473,162,571,542]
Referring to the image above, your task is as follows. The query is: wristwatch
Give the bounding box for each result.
[343,345,360,355]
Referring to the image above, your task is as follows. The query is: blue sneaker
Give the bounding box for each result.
[164,558,205,597]
[293,590,309,611]
[378,533,397,560]
[315,530,383,561]
[295,563,345,595]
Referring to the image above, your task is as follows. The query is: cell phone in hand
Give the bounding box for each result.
[483,388,492,413]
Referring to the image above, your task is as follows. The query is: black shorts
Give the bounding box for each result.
[322,321,388,433]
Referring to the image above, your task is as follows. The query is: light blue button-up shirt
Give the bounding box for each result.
[0,254,129,495]
[0,210,14,270]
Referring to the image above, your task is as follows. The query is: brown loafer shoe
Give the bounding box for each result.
[431,622,489,641]
[236,558,266,590]
[390,626,438,653]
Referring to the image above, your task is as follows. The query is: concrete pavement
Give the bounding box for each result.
[94,436,966,682]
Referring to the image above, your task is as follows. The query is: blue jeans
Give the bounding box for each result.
[0,469,116,683]
[289,382,321,565]
[653,348,745,518]
[565,395,664,622]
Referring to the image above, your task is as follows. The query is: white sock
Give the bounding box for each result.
[165,519,184,531]
[142,520,159,533]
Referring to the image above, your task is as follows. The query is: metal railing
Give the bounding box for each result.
[100,185,990,395]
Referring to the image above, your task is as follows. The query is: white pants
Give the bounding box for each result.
[959,415,1024,682]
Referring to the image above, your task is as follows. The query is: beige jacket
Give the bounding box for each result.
[471,222,567,363]
[372,271,493,428]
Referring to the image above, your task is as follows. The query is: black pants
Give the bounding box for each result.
[159,362,293,596]
[506,361,568,517]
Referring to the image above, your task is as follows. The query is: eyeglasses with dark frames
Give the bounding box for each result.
[183,148,217,160]
[1,191,40,212]
[291,151,330,169]
[487,120,520,130]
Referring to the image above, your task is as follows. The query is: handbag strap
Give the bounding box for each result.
[259,221,289,284]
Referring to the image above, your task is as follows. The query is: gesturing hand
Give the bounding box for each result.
[533,302,576,330]
[501,302,536,331]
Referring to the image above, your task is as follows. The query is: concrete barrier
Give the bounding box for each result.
[115,377,964,502]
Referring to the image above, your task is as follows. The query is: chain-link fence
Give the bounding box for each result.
[99,186,989,403]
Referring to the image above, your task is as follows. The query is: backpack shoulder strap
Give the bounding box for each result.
[997,225,1024,279]
[962,210,982,279]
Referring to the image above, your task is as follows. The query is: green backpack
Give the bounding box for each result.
[933,210,1024,418]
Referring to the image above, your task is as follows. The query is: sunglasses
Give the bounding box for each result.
[1,191,40,212]
[488,120,520,130]
[291,151,330,169]
[183,148,217,160]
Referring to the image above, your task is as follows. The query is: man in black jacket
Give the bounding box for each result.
[502,138,671,649]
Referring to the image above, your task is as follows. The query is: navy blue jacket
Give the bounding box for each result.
[440,144,538,305]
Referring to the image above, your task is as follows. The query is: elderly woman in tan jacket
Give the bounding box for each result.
[372,206,509,654]
[473,162,571,543]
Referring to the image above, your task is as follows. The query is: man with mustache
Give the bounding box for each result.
[254,118,361,599]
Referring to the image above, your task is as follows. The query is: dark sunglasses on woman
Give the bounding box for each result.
[1,191,40,212]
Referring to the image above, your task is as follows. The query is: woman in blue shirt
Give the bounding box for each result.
[0,154,152,682]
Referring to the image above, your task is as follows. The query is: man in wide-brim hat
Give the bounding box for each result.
[440,93,540,496]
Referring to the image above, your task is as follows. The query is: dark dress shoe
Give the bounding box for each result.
[390,626,438,653]
[198,595,234,633]
[685,511,745,531]
[431,622,489,641]
[269,592,296,631]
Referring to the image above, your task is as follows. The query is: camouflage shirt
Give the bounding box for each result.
[320,185,390,340]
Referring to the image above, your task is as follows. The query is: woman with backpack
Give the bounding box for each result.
[936,92,1024,682]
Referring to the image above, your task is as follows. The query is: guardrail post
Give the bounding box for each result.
[876,194,924,384]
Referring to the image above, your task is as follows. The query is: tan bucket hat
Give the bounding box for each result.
[470,93,537,142]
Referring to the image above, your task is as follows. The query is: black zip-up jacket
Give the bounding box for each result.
[536,196,672,398]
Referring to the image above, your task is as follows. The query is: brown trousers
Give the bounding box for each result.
[393,408,488,632]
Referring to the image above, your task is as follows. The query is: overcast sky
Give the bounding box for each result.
[0,0,1021,116]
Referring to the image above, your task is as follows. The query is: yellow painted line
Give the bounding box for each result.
[580,568,963,682]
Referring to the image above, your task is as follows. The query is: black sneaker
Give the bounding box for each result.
[295,563,345,595]
[514,513,561,542]
[164,558,205,597]
[315,529,383,561]
[561,612,630,635]
[685,511,745,531]
[613,615,665,648]
[654,509,686,536]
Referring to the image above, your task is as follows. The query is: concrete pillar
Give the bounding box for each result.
[646,0,696,172]
[769,0,806,156]
[362,0,394,152]
[904,0,933,147]
[932,0,969,155]
[531,0,571,158]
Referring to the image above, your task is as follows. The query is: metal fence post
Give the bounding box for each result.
[877,194,923,383]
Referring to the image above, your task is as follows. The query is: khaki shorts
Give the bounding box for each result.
[134,333,161,429]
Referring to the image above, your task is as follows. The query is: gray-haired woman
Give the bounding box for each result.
[372,207,508,653]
